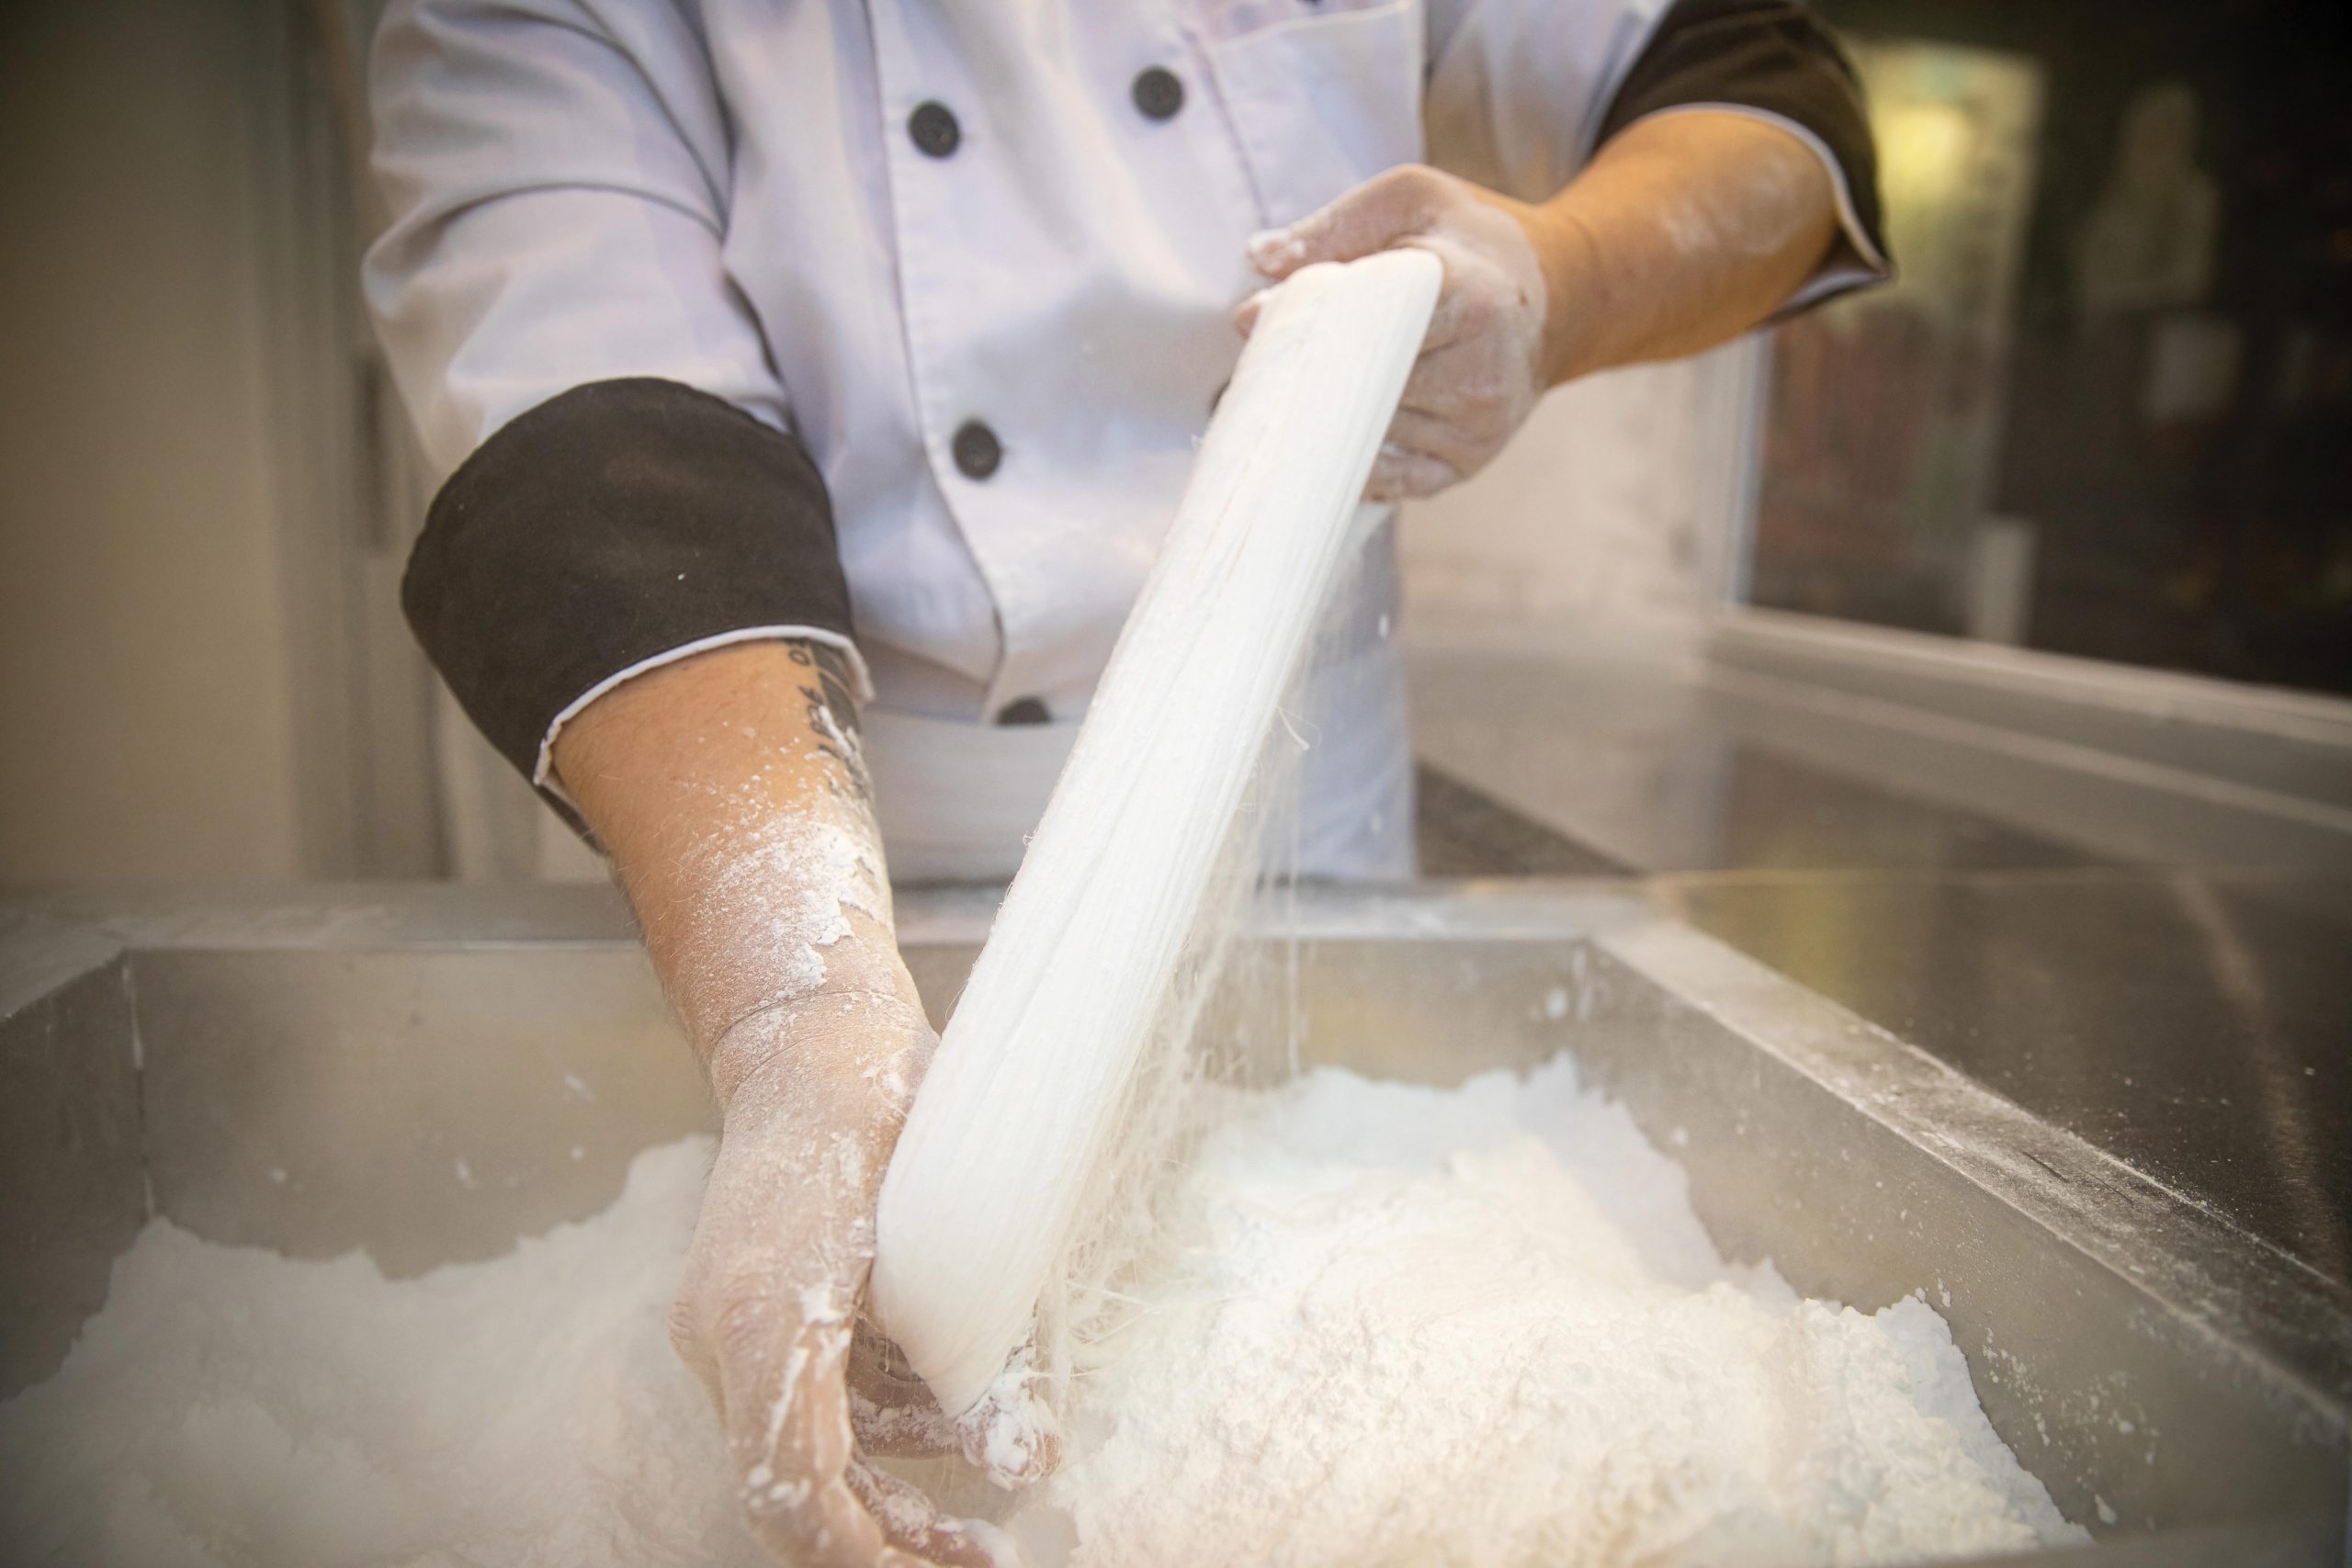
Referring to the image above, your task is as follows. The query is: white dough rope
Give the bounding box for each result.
[870,251,1443,1417]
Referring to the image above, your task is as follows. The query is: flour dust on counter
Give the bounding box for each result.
[0,1057,2086,1568]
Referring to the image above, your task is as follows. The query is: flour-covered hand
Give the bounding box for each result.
[1241,164,1566,502]
[550,641,1060,1565]
[669,977,1041,1568]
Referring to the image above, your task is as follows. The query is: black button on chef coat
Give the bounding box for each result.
[1132,67,1184,121]
[909,100,960,157]
[952,420,1002,479]
[994,696,1053,726]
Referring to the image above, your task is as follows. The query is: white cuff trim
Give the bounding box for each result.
[532,626,875,799]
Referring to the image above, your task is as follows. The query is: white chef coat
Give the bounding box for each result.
[368,0,1878,880]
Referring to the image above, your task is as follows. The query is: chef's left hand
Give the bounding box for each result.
[1239,164,1569,502]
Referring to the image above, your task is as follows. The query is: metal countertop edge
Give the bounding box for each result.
[0,880,1657,953]
[1599,915,2352,1423]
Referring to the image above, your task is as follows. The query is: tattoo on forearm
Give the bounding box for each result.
[787,640,874,807]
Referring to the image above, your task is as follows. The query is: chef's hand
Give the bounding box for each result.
[1239,114,1845,502]
[670,961,1043,1568]
[1243,164,1550,502]
[548,640,1053,1567]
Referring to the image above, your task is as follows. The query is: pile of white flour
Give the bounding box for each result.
[0,1140,755,1568]
[1,1057,2086,1568]
[1021,1059,2085,1566]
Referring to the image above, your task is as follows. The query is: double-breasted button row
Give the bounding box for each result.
[908,68,1182,160]
[919,71,1182,494]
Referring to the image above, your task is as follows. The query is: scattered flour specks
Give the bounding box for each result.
[0,1140,761,1568]
[685,804,888,1013]
[2,1059,2086,1568]
[1022,1058,2088,1568]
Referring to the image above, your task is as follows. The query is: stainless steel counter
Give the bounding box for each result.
[1664,868,2352,1290]
[2,884,2346,1563]
[1405,615,2352,1298]
[2,613,2346,1560]
[1404,622,2349,875]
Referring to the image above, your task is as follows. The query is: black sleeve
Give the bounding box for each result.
[401,377,854,805]
[1595,0,1888,288]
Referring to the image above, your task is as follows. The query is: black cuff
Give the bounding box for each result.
[402,378,854,805]
[1597,0,1888,287]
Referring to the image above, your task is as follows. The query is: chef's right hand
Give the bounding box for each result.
[668,977,1026,1568]
[544,641,1051,1567]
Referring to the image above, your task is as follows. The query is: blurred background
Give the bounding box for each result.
[3,0,2348,886]
[7,9,2346,1517]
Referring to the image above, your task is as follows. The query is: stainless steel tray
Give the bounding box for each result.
[3,886,2344,1564]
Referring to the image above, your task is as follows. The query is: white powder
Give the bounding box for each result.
[0,1139,758,1568]
[1023,1059,2087,1567]
[680,801,887,1014]
[2,1060,2086,1568]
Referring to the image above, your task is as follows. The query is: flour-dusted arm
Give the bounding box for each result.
[549,640,1030,1568]
[367,9,1011,1562]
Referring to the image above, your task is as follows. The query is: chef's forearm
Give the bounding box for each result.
[1527,109,1838,387]
[550,640,911,1101]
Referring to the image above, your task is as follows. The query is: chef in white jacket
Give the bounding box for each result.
[368,2,1884,1561]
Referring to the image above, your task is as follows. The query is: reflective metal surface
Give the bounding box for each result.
[1,886,2344,1565]
[1708,610,2352,813]
[0,913,141,1397]
[1408,618,2352,1298]
[1414,763,1633,876]
[1408,616,2352,873]
[1666,868,2352,1290]
[1408,637,2111,874]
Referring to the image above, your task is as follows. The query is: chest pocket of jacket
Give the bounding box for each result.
[1201,0,1426,227]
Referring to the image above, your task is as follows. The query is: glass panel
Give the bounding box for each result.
[1757,38,2044,637]
[1753,5,2352,696]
